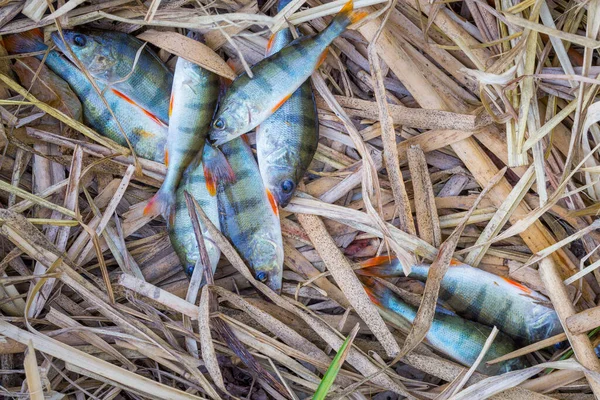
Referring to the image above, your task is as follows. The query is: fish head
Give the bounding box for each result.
[208,100,252,145]
[51,29,118,80]
[262,147,302,208]
[248,235,284,293]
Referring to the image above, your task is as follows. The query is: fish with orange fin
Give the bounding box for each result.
[4,29,223,278]
[361,276,527,375]
[144,46,225,219]
[3,29,167,161]
[357,257,563,344]
[50,28,173,125]
[208,0,366,145]
[217,137,284,293]
[256,0,319,209]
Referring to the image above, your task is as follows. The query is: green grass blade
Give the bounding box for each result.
[313,324,359,400]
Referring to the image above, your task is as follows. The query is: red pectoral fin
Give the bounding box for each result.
[164,149,169,167]
[271,93,292,113]
[360,255,392,268]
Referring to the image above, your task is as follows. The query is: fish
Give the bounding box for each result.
[361,277,527,375]
[50,28,173,125]
[144,54,226,219]
[4,29,222,276]
[208,0,366,145]
[4,29,167,161]
[217,137,284,293]
[357,257,563,344]
[255,0,319,208]
[170,145,226,277]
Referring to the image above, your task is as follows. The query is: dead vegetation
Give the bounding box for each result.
[0,0,600,398]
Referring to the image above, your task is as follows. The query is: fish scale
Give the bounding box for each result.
[358,258,563,344]
[256,0,319,208]
[362,277,527,375]
[217,137,284,292]
[208,0,366,145]
[51,29,173,125]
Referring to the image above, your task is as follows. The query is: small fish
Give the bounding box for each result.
[4,30,222,276]
[361,277,527,375]
[4,29,167,160]
[144,55,225,219]
[217,137,284,293]
[170,145,227,277]
[357,257,563,344]
[256,0,319,208]
[208,0,366,145]
[50,28,173,125]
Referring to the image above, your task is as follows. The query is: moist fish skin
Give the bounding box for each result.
[144,56,220,218]
[208,0,365,145]
[4,30,221,275]
[217,137,284,293]
[362,277,527,375]
[358,258,563,344]
[256,0,319,208]
[50,28,173,125]
[170,145,224,277]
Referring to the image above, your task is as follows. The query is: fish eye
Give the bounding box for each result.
[256,271,268,282]
[185,265,194,276]
[73,34,87,47]
[213,118,225,130]
[281,180,295,194]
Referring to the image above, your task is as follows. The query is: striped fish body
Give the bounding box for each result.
[256,23,319,208]
[359,259,563,344]
[208,0,365,145]
[169,146,222,276]
[51,29,173,124]
[363,278,527,375]
[41,50,168,161]
[217,137,284,292]
[145,57,219,217]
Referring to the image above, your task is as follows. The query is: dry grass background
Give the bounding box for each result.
[0,0,600,398]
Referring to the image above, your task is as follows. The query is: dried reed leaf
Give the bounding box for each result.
[24,340,44,400]
[137,30,236,80]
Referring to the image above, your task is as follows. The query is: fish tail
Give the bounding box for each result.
[3,29,47,54]
[203,145,236,196]
[144,187,176,219]
[321,0,367,42]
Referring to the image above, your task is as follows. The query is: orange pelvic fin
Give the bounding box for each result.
[266,189,279,216]
[164,149,169,167]
[502,277,532,294]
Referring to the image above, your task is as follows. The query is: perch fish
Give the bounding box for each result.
[208,0,366,145]
[51,28,173,125]
[358,257,563,344]
[217,137,284,293]
[256,0,319,208]
[144,53,227,219]
[361,277,528,375]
